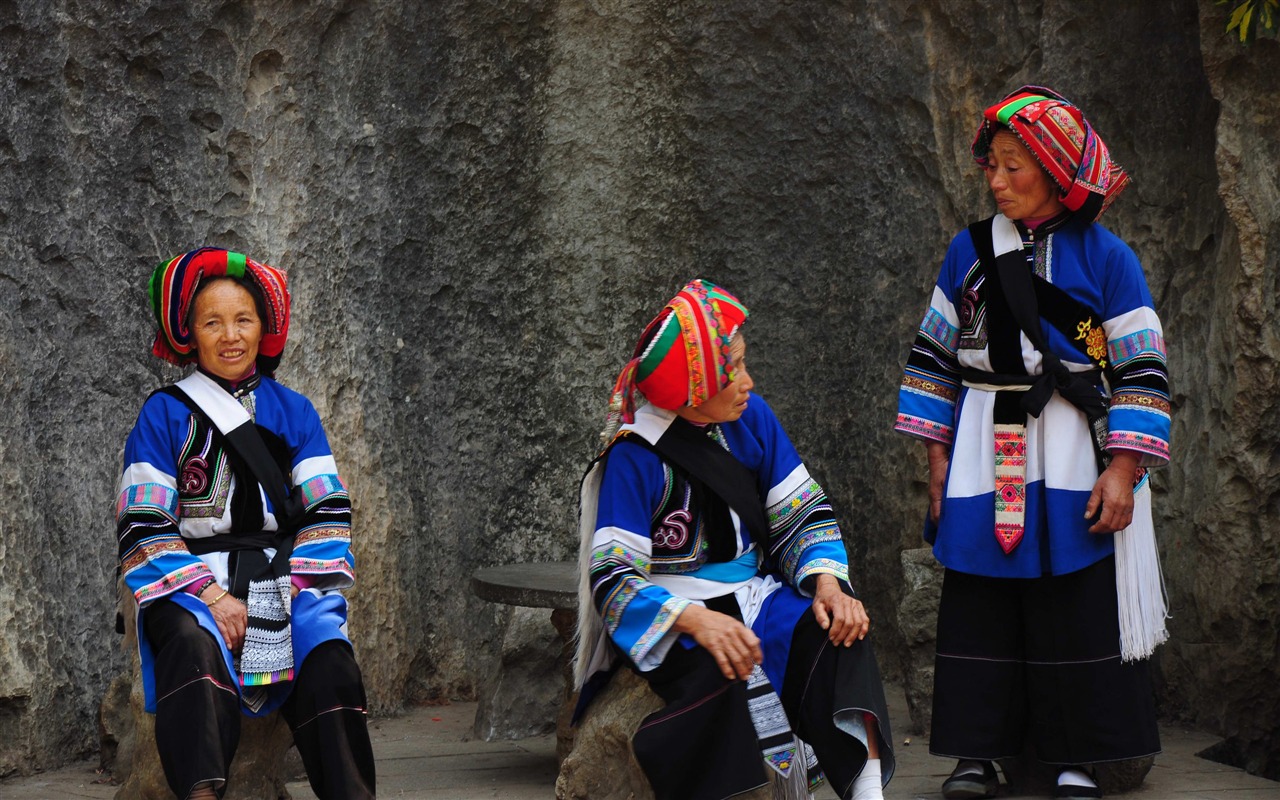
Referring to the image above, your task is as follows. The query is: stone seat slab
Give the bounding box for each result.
[471,561,578,609]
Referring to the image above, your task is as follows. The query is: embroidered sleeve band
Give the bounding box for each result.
[897,287,962,445]
[1103,310,1170,466]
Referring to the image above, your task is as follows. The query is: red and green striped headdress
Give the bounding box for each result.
[972,85,1130,221]
[148,247,291,374]
[608,279,749,427]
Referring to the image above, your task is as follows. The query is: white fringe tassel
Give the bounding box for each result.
[1114,474,1170,662]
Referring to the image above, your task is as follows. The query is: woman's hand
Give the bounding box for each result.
[811,574,870,647]
[199,584,248,654]
[674,603,763,681]
[1085,451,1140,534]
[926,440,951,523]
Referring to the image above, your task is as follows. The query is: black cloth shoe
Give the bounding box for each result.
[1053,767,1102,799]
[942,760,999,799]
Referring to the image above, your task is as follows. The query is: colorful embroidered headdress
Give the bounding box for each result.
[148,246,291,374]
[605,279,749,434]
[972,85,1130,221]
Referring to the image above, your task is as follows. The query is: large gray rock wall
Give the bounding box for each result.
[0,0,1275,780]
[1159,5,1280,778]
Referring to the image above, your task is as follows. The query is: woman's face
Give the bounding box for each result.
[676,335,754,424]
[983,131,1065,220]
[191,279,263,382]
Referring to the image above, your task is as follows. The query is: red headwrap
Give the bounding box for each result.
[972,85,1130,221]
[148,247,291,374]
[607,279,749,430]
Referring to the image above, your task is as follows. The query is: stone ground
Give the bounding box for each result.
[1,683,1275,800]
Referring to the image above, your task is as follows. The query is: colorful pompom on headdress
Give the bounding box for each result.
[972,85,1130,221]
[148,246,291,375]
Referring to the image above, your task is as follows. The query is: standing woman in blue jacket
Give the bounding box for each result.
[896,87,1171,800]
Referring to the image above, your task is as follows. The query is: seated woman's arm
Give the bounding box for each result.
[590,442,693,671]
[742,398,869,647]
[744,397,852,595]
[593,438,776,681]
[671,602,761,681]
[117,395,215,607]
[119,394,249,651]
[287,396,355,591]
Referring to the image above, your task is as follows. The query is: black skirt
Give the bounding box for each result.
[930,555,1160,765]
[631,597,894,800]
[144,599,376,799]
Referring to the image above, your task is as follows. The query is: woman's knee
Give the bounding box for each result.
[300,641,365,692]
[145,600,224,661]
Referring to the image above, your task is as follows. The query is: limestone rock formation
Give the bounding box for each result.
[472,605,564,742]
[1154,6,1280,780]
[0,0,1275,782]
[896,547,943,736]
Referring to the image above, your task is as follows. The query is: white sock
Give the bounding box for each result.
[851,758,882,800]
[1058,767,1096,788]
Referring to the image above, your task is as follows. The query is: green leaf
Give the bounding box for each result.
[1223,0,1278,42]
[1229,0,1251,31]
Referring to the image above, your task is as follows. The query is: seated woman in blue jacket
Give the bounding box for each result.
[117,247,375,799]
[573,278,893,800]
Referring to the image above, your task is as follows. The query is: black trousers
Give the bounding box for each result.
[631,606,894,800]
[930,556,1160,765]
[143,599,376,799]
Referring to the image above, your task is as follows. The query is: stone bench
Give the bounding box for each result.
[470,561,580,759]
[99,580,300,800]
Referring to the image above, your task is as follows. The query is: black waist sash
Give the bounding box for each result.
[968,218,1112,469]
[185,531,295,600]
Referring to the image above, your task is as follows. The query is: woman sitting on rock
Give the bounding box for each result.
[574,279,894,800]
[116,247,375,799]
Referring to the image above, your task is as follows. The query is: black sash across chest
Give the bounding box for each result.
[964,219,1109,423]
[610,417,771,567]
[156,385,303,597]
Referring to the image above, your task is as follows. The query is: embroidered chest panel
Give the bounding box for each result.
[957,259,989,351]
[177,415,233,519]
[648,463,738,574]
[957,233,1105,370]
[959,234,1057,352]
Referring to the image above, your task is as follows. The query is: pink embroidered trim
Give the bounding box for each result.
[993,425,1028,554]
